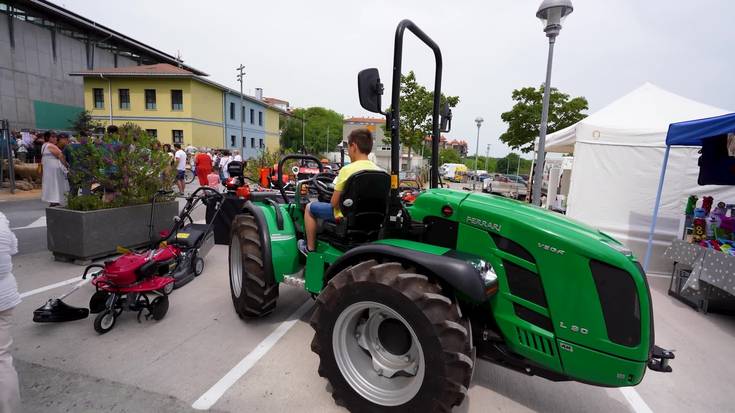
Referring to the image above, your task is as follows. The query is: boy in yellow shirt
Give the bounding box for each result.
[298,128,380,255]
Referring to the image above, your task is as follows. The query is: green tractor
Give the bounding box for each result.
[226,20,673,412]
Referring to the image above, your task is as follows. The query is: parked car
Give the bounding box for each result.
[482,174,528,200]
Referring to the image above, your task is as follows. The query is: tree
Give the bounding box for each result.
[281,107,343,154]
[387,71,459,170]
[439,148,460,165]
[495,153,533,176]
[500,86,588,153]
[69,110,101,136]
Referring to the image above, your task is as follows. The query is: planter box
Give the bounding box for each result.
[46,201,179,262]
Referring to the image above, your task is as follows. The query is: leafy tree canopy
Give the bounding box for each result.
[281,107,343,154]
[500,85,588,153]
[387,71,460,156]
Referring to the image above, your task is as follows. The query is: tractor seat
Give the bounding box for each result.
[173,223,209,248]
[227,161,244,178]
[320,170,391,250]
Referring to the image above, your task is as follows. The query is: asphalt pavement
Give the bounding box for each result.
[2,183,735,412]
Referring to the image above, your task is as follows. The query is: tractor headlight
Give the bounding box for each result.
[600,238,633,256]
[476,260,499,296]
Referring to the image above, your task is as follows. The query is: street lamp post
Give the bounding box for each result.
[485,143,490,171]
[473,117,484,191]
[531,0,573,205]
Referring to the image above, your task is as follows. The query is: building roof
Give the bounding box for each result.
[70,63,292,115]
[20,0,207,75]
[263,97,289,105]
[69,63,195,77]
[345,116,385,124]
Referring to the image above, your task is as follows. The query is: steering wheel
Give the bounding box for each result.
[311,171,337,201]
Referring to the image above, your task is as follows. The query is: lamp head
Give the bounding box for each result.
[536,0,573,37]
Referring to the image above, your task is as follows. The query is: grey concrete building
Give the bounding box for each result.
[0,0,204,131]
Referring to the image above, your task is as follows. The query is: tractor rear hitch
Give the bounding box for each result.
[648,345,674,372]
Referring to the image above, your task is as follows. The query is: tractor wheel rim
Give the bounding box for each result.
[195,258,204,275]
[230,235,242,298]
[163,282,174,295]
[101,312,115,329]
[332,301,425,407]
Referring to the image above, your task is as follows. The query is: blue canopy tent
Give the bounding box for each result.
[643,112,735,271]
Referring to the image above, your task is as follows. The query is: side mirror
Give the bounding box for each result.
[358,68,383,114]
[440,103,452,133]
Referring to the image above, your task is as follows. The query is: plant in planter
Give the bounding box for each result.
[48,124,179,263]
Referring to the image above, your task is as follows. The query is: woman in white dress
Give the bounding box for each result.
[41,134,69,207]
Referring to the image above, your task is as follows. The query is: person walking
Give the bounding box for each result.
[174,143,187,195]
[0,212,20,413]
[195,150,213,186]
[219,150,232,180]
[41,132,69,207]
[232,150,242,162]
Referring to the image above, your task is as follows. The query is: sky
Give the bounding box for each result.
[60,0,735,158]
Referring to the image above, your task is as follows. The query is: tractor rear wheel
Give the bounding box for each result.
[229,214,278,318]
[310,260,473,412]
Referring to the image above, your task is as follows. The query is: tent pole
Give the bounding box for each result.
[643,145,671,272]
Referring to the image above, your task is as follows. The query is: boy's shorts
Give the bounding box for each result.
[176,170,186,180]
[309,202,335,222]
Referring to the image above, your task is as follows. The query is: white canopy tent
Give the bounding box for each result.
[545,83,735,273]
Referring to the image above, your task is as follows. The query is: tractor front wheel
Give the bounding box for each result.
[229,214,278,319]
[310,260,473,412]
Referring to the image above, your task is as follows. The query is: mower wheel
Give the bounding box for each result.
[310,260,473,412]
[229,214,278,319]
[161,281,174,296]
[149,296,169,320]
[193,256,205,276]
[89,291,110,314]
[93,310,117,334]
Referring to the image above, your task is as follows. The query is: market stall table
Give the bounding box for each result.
[664,239,735,313]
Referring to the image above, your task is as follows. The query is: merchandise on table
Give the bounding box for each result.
[681,194,735,255]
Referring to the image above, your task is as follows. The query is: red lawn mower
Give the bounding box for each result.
[33,187,224,334]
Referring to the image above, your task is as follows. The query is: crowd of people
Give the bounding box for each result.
[6,127,257,205]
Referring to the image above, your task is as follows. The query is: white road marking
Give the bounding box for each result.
[19,275,82,299]
[11,216,46,230]
[619,387,654,413]
[191,299,313,410]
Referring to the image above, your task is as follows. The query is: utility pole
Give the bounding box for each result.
[326,125,330,154]
[506,154,510,174]
[485,143,490,171]
[301,115,306,151]
[236,64,245,156]
[516,154,522,176]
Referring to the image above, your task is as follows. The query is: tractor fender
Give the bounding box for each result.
[325,244,488,302]
[241,201,275,283]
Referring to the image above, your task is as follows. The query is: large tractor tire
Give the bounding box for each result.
[229,214,278,318]
[310,260,473,412]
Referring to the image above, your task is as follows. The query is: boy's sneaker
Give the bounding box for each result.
[298,239,310,256]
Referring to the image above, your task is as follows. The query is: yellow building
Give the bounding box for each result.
[71,64,224,148]
[264,106,284,153]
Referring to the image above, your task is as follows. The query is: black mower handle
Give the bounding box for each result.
[277,154,324,203]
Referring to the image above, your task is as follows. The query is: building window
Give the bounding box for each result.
[172,130,183,144]
[258,111,263,126]
[119,89,130,109]
[231,135,236,147]
[171,90,183,110]
[93,88,104,109]
[250,109,254,124]
[251,137,255,148]
[145,89,157,110]
[242,107,246,122]
[145,129,157,138]
[242,136,246,148]
[230,102,235,120]
[259,139,264,148]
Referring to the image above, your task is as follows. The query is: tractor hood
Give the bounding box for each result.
[410,189,633,267]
